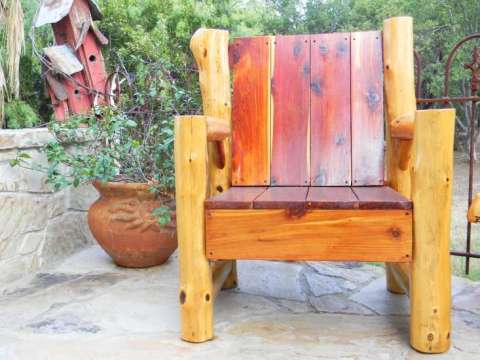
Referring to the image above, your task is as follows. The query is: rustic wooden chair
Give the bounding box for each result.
[175,16,455,353]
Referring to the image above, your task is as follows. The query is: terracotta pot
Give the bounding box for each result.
[88,181,177,268]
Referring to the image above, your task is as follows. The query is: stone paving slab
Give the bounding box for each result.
[1,246,480,359]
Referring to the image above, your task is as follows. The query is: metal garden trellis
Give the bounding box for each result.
[415,33,480,274]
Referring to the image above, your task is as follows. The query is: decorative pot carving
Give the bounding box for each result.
[88,181,177,267]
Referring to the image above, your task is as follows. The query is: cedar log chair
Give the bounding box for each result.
[175,16,455,353]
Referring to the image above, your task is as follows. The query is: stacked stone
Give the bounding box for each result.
[0,128,97,283]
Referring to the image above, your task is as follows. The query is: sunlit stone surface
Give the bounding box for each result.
[1,246,479,359]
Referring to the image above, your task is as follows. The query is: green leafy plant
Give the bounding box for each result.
[9,58,196,227]
[4,99,39,128]
[11,104,172,226]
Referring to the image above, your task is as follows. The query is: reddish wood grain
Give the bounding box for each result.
[78,32,108,105]
[231,37,272,185]
[307,187,358,209]
[310,33,351,186]
[52,14,92,115]
[46,73,69,121]
[352,187,412,209]
[205,187,267,209]
[351,31,385,185]
[204,186,411,210]
[253,187,309,209]
[271,35,310,186]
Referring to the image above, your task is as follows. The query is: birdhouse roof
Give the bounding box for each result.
[43,45,84,75]
[34,0,102,28]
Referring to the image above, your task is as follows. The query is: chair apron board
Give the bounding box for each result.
[205,186,412,262]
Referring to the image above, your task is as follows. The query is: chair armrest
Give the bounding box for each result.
[206,116,230,141]
[175,115,230,168]
[390,112,414,140]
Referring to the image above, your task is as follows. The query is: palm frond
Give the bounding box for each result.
[0,1,6,126]
[0,1,6,26]
[6,0,24,99]
[0,63,5,127]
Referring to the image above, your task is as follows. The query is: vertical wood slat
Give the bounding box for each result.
[271,35,310,186]
[310,33,351,186]
[351,31,385,186]
[231,36,272,185]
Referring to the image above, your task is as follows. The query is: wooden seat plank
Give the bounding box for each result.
[253,186,309,209]
[352,186,412,209]
[271,35,310,186]
[205,187,267,209]
[351,31,385,186]
[230,36,272,186]
[310,33,352,186]
[307,187,358,209]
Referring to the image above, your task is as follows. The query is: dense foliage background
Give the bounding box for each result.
[8,0,480,148]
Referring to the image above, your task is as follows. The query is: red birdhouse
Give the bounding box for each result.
[35,0,108,121]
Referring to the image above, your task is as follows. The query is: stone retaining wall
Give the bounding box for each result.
[0,128,98,284]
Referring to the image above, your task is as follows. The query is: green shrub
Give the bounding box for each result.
[4,99,40,129]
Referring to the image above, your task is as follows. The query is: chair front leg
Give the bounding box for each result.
[410,109,454,353]
[175,115,213,343]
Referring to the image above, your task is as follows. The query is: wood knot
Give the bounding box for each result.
[366,89,380,111]
[336,42,348,56]
[231,49,240,64]
[314,169,327,186]
[179,290,186,304]
[310,80,322,96]
[390,227,402,238]
[335,134,346,146]
[293,41,302,57]
[286,205,307,218]
[303,63,310,75]
[427,333,434,342]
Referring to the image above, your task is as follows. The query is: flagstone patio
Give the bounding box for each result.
[1,246,480,359]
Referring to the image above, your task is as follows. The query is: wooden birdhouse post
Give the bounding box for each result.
[34,0,108,121]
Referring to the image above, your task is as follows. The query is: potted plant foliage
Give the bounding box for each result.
[11,63,182,268]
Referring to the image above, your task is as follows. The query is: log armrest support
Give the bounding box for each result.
[206,116,230,170]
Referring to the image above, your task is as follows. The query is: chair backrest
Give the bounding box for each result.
[229,31,384,187]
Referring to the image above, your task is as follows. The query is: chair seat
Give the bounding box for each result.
[204,186,413,263]
[205,186,412,210]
